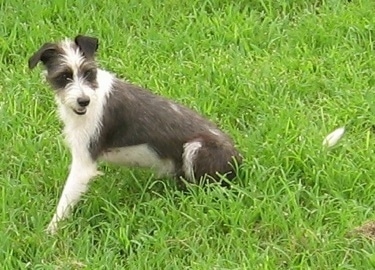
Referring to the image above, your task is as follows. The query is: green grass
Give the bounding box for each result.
[1,0,375,268]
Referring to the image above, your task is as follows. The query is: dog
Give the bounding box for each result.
[28,35,242,234]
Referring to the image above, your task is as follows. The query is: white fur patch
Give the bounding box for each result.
[169,103,182,114]
[58,69,114,152]
[60,40,85,74]
[182,141,202,182]
[101,144,175,177]
[209,128,221,136]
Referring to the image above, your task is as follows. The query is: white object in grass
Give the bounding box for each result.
[322,127,345,148]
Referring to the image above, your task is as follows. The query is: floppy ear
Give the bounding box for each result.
[28,43,57,69]
[74,35,99,58]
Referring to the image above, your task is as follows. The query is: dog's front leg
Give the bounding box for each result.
[47,156,97,234]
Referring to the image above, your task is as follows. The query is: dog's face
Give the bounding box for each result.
[28,35,99,115]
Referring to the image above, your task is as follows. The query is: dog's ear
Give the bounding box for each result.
[74,35,99,58]
[28,43,58,69]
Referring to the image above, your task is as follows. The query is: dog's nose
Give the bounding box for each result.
[77,97,90,107]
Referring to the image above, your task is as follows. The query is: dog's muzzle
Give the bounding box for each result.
[74,97,90,115]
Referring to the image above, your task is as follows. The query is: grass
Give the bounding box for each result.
[1,0,375,268]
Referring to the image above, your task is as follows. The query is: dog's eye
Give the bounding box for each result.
[51,71,73,89]
[59,72,73,81]
[83,69,96,81]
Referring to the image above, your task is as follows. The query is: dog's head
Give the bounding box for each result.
[28,35,99,116]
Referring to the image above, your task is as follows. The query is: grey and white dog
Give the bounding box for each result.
[28,35,242,234]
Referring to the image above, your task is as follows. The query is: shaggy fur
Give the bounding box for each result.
[28,35,242,234]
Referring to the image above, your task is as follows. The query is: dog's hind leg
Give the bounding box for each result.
[46,155,98,234]
[182,134,241,185]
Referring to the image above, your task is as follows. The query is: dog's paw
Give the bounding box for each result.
[46,221,58,235]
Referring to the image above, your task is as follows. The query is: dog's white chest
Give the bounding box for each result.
[100,144,175,177]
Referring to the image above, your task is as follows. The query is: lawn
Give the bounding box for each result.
[1,0,375,269]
